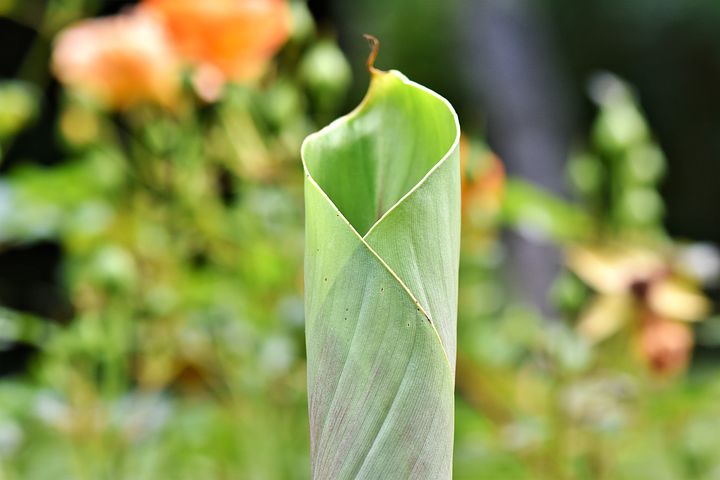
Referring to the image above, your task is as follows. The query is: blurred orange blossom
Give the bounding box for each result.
[636,315,693,378]
[52,9,180,109]
[567,244,710,376]
[143,0,292,99]
[460,136,505,217]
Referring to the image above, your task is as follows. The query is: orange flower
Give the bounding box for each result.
[636,315,693,377]
[568,243,711,376]
[460,136,505,216]
[52,9,180,109]
[143,0,291,97]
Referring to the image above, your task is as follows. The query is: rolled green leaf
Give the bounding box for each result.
[302,63,460,479]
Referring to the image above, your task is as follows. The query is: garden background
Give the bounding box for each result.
[2,0,720,478]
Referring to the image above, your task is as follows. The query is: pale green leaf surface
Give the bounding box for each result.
[303,70,460,479]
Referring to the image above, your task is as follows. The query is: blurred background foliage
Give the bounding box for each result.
[1,0,720,479]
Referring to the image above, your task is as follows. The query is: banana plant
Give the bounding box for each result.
[301,38,461,479]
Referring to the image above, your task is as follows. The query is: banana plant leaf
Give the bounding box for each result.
[302,64,461,479]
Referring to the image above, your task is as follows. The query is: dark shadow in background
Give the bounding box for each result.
[458,0,574,317]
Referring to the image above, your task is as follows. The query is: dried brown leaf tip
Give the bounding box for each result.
[363,34,381,73]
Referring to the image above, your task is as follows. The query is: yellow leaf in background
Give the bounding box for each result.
[577,294,633,343]
[59,103,100,146]
[648,277,710,322]
[566,245,664,294]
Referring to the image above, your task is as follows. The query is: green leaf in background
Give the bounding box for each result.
[0,80,40,150]
[503,179,593,243]
[302,60,460,478]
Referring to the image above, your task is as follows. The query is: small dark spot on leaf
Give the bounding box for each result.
[324,277,327,282]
